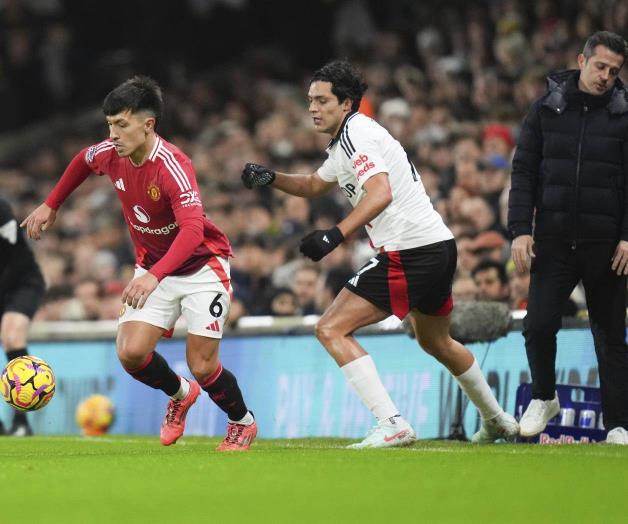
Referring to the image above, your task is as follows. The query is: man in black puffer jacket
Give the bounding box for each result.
[508,31,628,444]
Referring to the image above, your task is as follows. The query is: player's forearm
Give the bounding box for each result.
[148,220,204,281]
[272,172,323,198]
[45,150,92,209]
[337,191,392,237]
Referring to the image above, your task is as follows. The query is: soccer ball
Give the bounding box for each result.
[75,394,115,436]
[1,356,56,411]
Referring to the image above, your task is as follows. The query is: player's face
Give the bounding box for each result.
[577,45,624,95]
[106,110,155,162]
[308,81,352,136]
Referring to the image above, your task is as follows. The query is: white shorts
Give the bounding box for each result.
[119,259,231,339]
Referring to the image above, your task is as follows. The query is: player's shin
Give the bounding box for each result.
[200,363,250,423]
[454,357,501,420]
[341,354,399,421]
[5,348,31,431]
[123,351,181,396]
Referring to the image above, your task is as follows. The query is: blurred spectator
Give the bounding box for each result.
[316,267,355,312]
[292,262,322,315]
[452,274,478,302]
[267,287,299,317]
[470,231,507,263]
[74,278,104,320]
[471,259,510,303]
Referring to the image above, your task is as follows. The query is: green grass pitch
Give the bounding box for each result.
[0,436,626,523]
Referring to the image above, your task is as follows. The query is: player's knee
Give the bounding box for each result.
[189,360,219,383]
[116,339,150,368]
[315,318,339,345]
[417,335,450,358]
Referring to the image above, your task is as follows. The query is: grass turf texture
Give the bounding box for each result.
[0,437,626,523]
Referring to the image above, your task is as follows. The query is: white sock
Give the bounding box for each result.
[229,411,254,426]
[171,377,190,400]
[455,359,501,420]
[341,355,399,421]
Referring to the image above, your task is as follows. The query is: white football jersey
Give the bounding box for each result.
[317,112,453,251]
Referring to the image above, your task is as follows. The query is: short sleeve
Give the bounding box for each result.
[317,157,338,182]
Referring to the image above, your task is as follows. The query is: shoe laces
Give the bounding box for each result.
[165,399,182,424]
[224,423,245,444]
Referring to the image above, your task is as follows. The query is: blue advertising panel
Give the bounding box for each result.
[0,329,598,439]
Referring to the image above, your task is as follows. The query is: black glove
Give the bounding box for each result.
[299,227,344,262]
[242,163,276,189]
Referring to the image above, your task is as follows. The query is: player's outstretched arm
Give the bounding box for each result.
[242,162,334,198]
[20,203,57,240]
[21,148,94,240]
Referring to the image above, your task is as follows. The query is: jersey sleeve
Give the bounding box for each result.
[45,147,94,209]
[317,157,338,182]
[148,158,205,280]
[84,141,114,176]
[345,129,389,189]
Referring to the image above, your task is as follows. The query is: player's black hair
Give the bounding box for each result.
[311,60,368,112]
[102,75,163,121]
[583,31,628,61]
[471,259,508,286]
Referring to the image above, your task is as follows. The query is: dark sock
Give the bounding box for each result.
[200,364,248,421]
[12,410,27,426]
[123,351,180,396]
[6,350,29,428]
[6,348,28,362]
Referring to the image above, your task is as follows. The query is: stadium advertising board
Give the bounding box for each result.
[1,329,598,438]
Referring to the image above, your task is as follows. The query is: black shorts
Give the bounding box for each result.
[0,279,45,319]
[344,239,456,319]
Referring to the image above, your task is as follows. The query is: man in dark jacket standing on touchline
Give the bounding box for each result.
[508,31,628,444]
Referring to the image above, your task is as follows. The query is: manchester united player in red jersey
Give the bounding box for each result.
[22,76,256,451]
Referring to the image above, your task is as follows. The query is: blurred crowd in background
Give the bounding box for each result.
[1,0,626,324]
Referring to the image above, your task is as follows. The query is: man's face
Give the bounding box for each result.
[106,110,154,160]
[308,81,352,136]
[473,268,508,301]
[293,268,319,305]
[578,45,624,95]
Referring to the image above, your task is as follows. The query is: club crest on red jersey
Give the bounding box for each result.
[147,183,161,201]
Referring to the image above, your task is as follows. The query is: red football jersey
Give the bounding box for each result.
[47,136,232,280]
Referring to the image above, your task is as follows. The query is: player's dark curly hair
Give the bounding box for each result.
[103,75,163,122]
[311,60,368,112]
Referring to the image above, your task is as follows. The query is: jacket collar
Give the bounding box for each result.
[542,69,628,115]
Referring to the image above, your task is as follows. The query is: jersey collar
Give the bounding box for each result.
[148,135,162,162]
[326,111,357,150]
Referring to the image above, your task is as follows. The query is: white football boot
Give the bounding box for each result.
[519,393,560,437]
[472,411,520,443]
[605,427,628,445]
[347,416,416,449]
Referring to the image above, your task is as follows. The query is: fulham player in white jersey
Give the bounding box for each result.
[22,76,256,451]
[242,61,518,447]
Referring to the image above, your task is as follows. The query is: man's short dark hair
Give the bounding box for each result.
[103,75,163,121]
[311,60,368,112]
[471,259,508,285]
[583,31,628,61]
